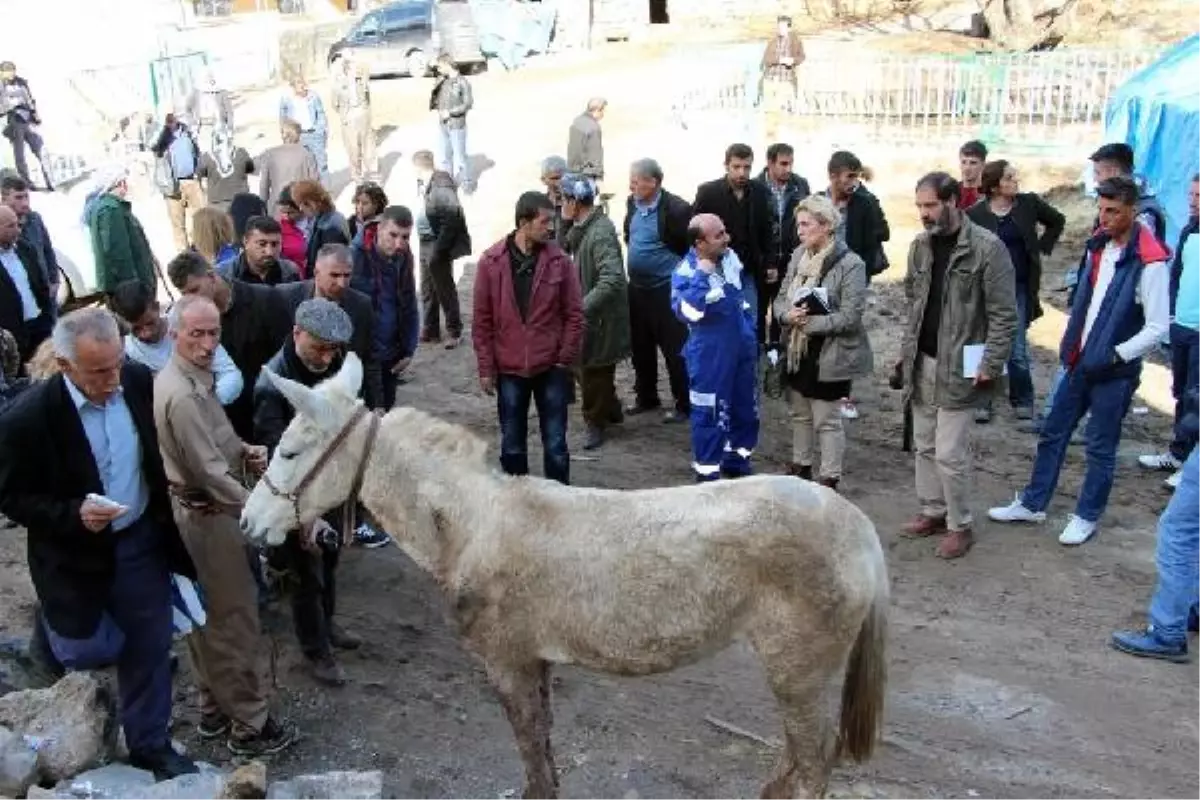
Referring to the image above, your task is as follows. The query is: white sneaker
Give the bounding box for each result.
[1139,452,1182,471]
[1165,469,1182,490]
[1059,515,1097,546]
[987,495,1047,524]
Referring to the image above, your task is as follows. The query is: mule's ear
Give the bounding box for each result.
[264,368,333,422]
[334,352,363,398]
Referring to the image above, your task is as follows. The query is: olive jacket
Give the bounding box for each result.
[899,219,1017,410]
[565,209,630,367]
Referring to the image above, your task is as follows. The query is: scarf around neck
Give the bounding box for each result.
[784,238,837,373]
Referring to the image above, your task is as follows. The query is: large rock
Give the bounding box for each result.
[124,767,226,800]
[266,770,383,800]
[0,673,112,782]
[59,763,156,798]
[220,761,267,799]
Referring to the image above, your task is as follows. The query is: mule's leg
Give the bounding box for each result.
[488,659,559,799]
[536,661,561,796]
[753,638,844,799]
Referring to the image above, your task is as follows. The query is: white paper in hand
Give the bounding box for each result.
[962,344,1007,378]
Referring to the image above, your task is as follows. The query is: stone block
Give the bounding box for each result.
[267,770,383,800]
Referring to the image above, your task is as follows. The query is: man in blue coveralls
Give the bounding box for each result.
[671,213,760,481]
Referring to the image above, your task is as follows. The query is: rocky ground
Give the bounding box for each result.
[3,18,1199,800]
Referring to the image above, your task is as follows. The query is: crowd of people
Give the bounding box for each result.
[0,50,1194,787]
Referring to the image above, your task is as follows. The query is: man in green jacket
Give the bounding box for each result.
[561,173,630,450]
[87,166,157,296]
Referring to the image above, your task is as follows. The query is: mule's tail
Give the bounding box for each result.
[837,581,888,762]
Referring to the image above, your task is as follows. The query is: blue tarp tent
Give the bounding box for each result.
[1105,35,1200,247]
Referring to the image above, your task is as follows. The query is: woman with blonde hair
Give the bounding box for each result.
[772,194,874,491]
[190,206,239,270]
[290,179,349,268]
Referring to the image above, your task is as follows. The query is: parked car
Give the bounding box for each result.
[327,0,485,78]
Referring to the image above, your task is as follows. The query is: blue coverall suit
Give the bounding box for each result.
[671,249,760,480]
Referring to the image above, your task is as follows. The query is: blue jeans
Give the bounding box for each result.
[42,516,173,753]
[1148,449,1199,642]
[1169,323,1199,460]
[438,124,469,190]
[497,368,571,485]
[299,131,329,183]
[1020,369,1138,522]
[1007,289,1035,408]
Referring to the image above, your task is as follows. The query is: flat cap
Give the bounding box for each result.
[294,298,353,345]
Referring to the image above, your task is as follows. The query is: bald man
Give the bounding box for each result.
[671,213,760,481]
[0,204,54,364]
[154,295,297,757]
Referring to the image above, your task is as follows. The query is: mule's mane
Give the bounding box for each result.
[382,406,489,469]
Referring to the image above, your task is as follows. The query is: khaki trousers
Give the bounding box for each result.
[165,179,206,253]
[175,503,269,737]
[342,108,377,183]
[911,355,974,531]
[788,393,845,479]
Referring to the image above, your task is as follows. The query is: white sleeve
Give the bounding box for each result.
[212,345,245,407]
[1115,261,1171,362]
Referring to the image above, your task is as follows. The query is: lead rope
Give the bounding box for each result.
[340,411,383,543]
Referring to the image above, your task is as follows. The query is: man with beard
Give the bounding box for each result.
[350,206,419,410]
[751,143,810,345]
[221,216,301,286]
[896,172,1015,560]
[0,205,53,365]
[254,298,361,686]
[166,251,293,441]
[692,143,774,338]
[472,192,583,484]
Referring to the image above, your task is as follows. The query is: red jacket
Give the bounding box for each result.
[472,237,584,379]
[279,216,308,278]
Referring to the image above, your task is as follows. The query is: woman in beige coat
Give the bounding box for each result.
[772,194,874,490]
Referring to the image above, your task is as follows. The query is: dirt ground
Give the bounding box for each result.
[2,18,1198,800]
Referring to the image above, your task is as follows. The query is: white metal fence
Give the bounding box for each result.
[673,47,1159,154]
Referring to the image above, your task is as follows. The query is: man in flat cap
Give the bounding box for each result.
[253,297,361,686]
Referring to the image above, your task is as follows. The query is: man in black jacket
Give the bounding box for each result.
[751,142,810,345]
[413,149,471,348]
[280,243,383,410]
[693,143,774,340]
[254,298,361,686]
[166,250,294,441]
[0,307,197,780]
[0,205,53,365]
[623,157,692,421]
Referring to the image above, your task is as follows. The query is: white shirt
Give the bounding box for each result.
[1081,240,1170,362]
[288,93,313,131]
[0,245,41,321]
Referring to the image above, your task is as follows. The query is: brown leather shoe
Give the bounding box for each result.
[936,527,974,559]
[900,514,947,538]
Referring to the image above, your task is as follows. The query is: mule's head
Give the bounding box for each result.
[240,353,369,546]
